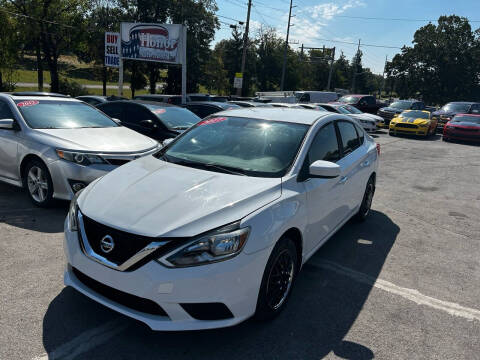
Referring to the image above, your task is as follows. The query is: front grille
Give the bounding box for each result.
[72,267,168,316]
[396,123,418,129]
[81,215,158,266]
[107,159,131,166]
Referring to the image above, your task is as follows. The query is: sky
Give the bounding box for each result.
[213,0,480,74]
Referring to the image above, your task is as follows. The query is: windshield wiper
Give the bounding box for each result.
[167,158,247,176]
[172,126,190,130]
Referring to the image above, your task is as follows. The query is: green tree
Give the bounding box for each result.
[387,15,480,104]
[0,5,18,90]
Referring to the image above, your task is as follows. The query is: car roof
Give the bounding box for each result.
[77,95,107,100]
[403,110,430,113]
[456,113,480,117]
[187,101,237,108]
[445,101,478,105]
[135,94,178,98]
[213,108,330,125]
[0,93,80,102]
[98,100,180,108]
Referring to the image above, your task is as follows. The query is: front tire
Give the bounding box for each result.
[255,237,298,321]
[356,177,375,221]
[24,159,54,207]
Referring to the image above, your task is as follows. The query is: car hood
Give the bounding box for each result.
[393,117,429,125]
[358,113,384,122]
[78,156,282,237]
[33,126,158,153]
[380,107,404,114]
[449,121,480,128]
[349,114,376,123]
[432,110,457,117]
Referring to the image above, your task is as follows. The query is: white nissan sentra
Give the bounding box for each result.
[64,108,379,331]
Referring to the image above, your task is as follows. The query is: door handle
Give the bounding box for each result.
[338,176,348,184]
[361,160,370,167]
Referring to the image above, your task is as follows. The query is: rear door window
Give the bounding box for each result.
[99,103,125,121]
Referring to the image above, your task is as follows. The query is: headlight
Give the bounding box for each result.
[390,121,396,125]
[158,224,250,267]
[418,123,428,128]
[446,125,454,129]
[67,189,83,232]
[57,149,107,166]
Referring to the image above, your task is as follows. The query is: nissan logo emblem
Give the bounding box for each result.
[100,235,115,253]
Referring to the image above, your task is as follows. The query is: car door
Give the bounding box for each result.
[336,120,369,213]
[302,121,346,254]
[0,100,20,181]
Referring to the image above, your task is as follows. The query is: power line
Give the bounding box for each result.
[310,36,404,49]
[218,14,244,23]
[0,8,76,28]
[332,14,480,23]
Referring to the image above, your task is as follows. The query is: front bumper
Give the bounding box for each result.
[443,130,480,142]
[63,223,271,331]
[49,160,115,201]
[389,125,428,136]
[360,122,377,132]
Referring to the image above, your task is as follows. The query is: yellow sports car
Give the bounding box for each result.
[389,110,437,137]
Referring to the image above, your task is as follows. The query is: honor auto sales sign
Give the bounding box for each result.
[105,32,120,68]
[120,23,184,64]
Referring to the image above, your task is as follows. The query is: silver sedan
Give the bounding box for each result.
[0,93,160,206]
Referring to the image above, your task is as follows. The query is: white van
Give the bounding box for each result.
[295,91,338,103]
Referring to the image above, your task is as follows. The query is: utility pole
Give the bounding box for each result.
[237,0,252,96]
[280,0,295,91]
[381,55,388,97]
[326,47,336,91]
[351,39,361,93]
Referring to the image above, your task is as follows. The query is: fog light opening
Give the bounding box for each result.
[68,180,86,193]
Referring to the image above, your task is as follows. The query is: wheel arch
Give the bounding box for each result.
[280,227,303,268]
[19,154,47,184]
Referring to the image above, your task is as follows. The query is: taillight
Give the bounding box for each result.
[376,143,380,155]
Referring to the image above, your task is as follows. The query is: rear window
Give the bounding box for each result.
[143,105,201,130]
[15,100,118,129]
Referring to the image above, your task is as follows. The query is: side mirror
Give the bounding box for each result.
[309,160,341,178]
[140,119,157,130]
[162,138,174,147]
[0,119,15,130]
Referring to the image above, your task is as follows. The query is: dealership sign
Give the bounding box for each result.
[104,32,120,68]
[120,23,184,64]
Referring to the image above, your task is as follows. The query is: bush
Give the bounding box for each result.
[57,77,88,97]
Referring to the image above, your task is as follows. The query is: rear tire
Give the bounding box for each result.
[23,159,54,207]
[255,237,298,321]
[356,177,375,222]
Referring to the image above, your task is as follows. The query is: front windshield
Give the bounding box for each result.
[15,100,118,129]
[442,103,471,112]
[452,115,480,124]
[338,96,359,104]
[144,105,201,129]
[159,116,309,178]
[400,111,429,119]
[343,104,363,114]
[390,101,414,110]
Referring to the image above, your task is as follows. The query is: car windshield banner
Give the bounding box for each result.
[120,23,184,64]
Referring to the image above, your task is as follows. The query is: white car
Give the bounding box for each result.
[318,103,379,132]
[64,108,379,331]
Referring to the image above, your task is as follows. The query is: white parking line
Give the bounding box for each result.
[312,260,480,322]
[32,319,128,360]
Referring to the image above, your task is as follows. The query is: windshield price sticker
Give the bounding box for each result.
[153,108,166,114]
[17,100,39,107]
[198,117,227,126]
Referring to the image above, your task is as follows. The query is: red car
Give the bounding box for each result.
[443,114,480,142]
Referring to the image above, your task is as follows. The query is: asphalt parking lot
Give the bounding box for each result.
[1,130,479,360]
